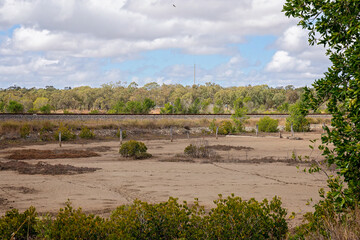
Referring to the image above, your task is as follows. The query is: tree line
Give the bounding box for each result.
[0,83,304,114]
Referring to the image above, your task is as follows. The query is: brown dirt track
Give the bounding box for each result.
[0,132,331,225]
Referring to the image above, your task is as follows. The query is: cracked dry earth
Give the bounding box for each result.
[0,132,329,225]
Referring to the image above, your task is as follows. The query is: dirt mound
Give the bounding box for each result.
[6,149,100,160]
[0,161,100,175]
[209,145,254,151]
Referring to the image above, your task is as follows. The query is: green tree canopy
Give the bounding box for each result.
[284,0,360,207]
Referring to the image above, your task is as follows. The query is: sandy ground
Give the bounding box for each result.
[0,132,330,225]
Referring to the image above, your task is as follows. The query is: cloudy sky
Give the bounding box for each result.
[0,0,330,89]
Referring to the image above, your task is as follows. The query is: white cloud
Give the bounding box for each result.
[266,50,311,72]
[276,26,308,52]
[0,0,331,88]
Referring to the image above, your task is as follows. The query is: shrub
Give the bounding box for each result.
[79,126,95,139]
[54,124,76,141]
[184,140,218,159]
[219,120,235,135]
[36,201,107,239]
[119,140,151,159]
[0,207,38,240]
[109,198,196,239]
[6,100,24,113]
[0,195,288,239]
[20,124,31,138]
[258,116,279,132]
[207,195,288,239]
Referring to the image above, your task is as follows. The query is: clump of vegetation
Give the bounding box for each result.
[79,126,95,139]
[36,202,107,239]
[209,119,236,135]
[54,124,76,141]
[119,140,151,159]
[0,195,288,239]
[20,124,31,138]
[258,116,278,132]
[184,140,217,159]
[0,207,38,239]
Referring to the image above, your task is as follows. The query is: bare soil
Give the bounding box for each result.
[0,132,331,226]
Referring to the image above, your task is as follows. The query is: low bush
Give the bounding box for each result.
[184,140,218,159]
[20,124,31,138]
[0,206,38,239]
[119,140,151,159]
[79,126,95,139]
[0,195,288,239]
[209,120,236,135]
[258,116,278,132]
[207,195,288,239]
[36,202,108,239]
[54,124,76,141]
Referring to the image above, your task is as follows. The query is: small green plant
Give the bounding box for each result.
[79,126,95,139]
[54,124,76,141]
[119,140,151,159]
[258,116,279,132]
[20,124,31,138]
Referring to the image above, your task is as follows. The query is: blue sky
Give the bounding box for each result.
[0,0,330,89]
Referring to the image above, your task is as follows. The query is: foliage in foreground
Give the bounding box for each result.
[283,0,360,209]
[0,195,288,240]
[290,193,360,240]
